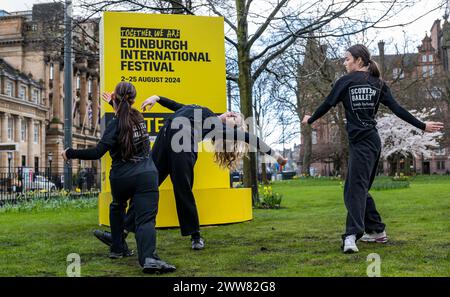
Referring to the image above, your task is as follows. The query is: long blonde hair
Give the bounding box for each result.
[212,113,249,170]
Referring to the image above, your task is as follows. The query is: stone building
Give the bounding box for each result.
[0,2,101,175]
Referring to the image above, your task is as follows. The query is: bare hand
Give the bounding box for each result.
[302,115,311,125]
[276,154,288,166]
[102,92,112,104]
[219,111,238,123]
[424,121,444,133]
[141,95,160,111]
[61,148,69,162]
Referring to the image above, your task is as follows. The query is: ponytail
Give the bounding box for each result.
[113,82,143,160]
[117,98,134,160]
[368,59,381,79]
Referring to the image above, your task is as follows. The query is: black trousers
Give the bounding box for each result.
[343,132,386,240]
[124,124,200,237]
[110,171,159,266]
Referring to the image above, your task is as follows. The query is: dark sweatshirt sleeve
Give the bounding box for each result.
[307,77,347,125]
[158,96,185,111]
[307,101,334,125]
[66,118,118,160]
[380,84,426,130]
[221,125,278,158]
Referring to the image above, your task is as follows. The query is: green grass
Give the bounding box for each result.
[0,175,449,277]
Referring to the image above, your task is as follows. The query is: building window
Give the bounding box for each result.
[34,124,39,144]
[428,54,433,62]
[19,85,26,100]
[7,117,13,140]
[422,55,427,62]
[21,119,26,142]
[437,161,445,170]
[393,68,404,79]
[429,65,434,77]
[26,23,38,31]
[430,86,442,99]
[50,63,54,80]
[6,81,13,97]
[312,130,317,145]
[32,89,40,103]
[76,75,80,90]
[34,157,39,173]
[22,156,26,166]
[422,66,428,77]
[88,78,92,94]
[435,147,446,156]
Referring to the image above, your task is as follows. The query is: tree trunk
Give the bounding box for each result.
[261,160,269,185]
[301,124,312,175]
[236,0,258,205]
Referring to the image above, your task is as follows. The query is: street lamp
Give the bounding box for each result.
[48,152,53,185]
[7,152,12,193]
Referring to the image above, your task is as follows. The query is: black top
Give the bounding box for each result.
[158,96,277,157]
[307,71,426,143]
[66,117,156,179]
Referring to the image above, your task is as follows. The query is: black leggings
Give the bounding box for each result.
[110,171,159,266]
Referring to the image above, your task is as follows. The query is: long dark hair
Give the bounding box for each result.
[113,82,143,160]
[347,44,381,79]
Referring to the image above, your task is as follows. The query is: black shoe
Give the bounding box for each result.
[94,230,112,247]
[191,237,205,250]
[95,230,134,257]
[122,241,134,257]
[108,245,134,259]
[109,251,124,259]
[142,258,176,274]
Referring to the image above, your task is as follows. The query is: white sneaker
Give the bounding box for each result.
[360,231,388,243]
[342,235,359,254]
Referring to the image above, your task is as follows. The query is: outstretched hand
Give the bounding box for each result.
[102,92,112,105]
[424,121,444,133]
[141,95,160,111]
[302,115,311,125]
[276,154,288,166]
[61,148,69,162]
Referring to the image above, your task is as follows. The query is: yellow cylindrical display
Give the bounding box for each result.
[99,12,252,227]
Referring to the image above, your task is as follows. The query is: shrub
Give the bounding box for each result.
[392,172,410,182]
[371,180,410,191]
[255,185,282,209]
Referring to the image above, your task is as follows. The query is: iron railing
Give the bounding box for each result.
[0,167,100,205]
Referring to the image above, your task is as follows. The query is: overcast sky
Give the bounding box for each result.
[2,0,446,53]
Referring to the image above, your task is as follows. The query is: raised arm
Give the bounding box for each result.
[306,100,334,125]
[380,85,426,130]
[141,95,185,112]
[62,119,118,161]
[304,77,347,125]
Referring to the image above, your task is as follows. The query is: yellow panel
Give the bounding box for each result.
[98,188,253,227]
[99,12,252,227]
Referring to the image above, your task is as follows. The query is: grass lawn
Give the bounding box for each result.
[0,175,449,277]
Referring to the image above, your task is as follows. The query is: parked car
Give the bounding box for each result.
[24,175,57,191]
[258,168,273,182]
[230,171,243,183]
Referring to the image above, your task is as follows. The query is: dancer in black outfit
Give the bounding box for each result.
[302,44,443,253]
[62,82,175,274]
[95,93,288,250]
